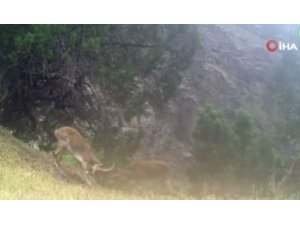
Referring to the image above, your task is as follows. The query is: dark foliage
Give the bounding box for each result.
[0,25,200,156]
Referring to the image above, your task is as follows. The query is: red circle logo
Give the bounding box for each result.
[266,40,279,52]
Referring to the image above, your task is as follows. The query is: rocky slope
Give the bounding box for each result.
[132,25,300,162]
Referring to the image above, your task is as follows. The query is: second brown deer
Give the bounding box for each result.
[111,160,173,193]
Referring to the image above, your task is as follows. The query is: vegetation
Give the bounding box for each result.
[0,126,192,199]
[0,125,283,199]
[190,105,278,196]
[1,25,300,199]
[0,25,200,159]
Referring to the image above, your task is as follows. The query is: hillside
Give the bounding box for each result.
[135,25,300,161]
[1,25,300,199]
[0,126,193,200]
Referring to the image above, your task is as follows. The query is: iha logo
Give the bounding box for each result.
[266,40,298,52]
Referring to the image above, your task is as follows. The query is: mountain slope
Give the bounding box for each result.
[134,25,300,161]
[0,126,189,199]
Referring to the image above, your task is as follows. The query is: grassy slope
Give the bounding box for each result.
[0,126,194,200]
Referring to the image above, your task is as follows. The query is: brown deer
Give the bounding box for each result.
[112,160,173,193]
[53,126,114,184]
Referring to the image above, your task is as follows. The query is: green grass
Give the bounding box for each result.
[61,152,78,166]
[0,127,195,200]
[0,126,280,200]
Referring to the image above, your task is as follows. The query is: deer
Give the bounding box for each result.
[53,126,114,184]
[111,160,173,193]
[269,155,300,198]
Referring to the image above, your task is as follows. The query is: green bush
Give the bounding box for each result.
[0,25,200,153]
[191,105,277,195]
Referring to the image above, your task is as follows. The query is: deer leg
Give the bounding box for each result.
[81,169,96,186]
[76,159,95,185]
[53,142,67,168]
[78,159,88,173]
